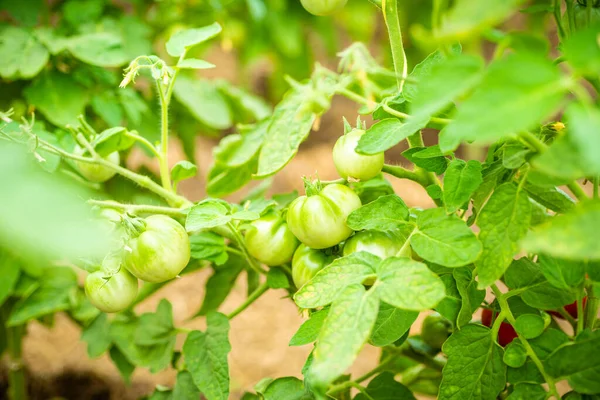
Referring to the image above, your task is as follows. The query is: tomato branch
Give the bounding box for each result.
[226,281,269,319]
[491,284,560,399]
[585,280,599,330]
[227,222,268,275]
[88,199,188,217]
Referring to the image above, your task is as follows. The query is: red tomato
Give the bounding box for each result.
[481,308,518,347]
[548,297,587,319]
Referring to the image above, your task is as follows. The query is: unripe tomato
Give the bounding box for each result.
[245,212,299,267]
[287,184,361,249]
[333,129,384,181]
[343,230,404,259]
[74,145,120,183]
[124,215,190,283]
[85,267,138,313]
[292,244,335,289]
[421,312,452,350]
[481,308,518,347]
[300,0,347,16]
[548,297,587,319]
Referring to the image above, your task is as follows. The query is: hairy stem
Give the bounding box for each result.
[88,199,188,217]
[157,82,173,192]
[227,223,268,275]
[553,0,566,39]
[6,323,27,400]
[382,0,408,91]
[585,280,599,330]
[492,285,559,399]
[226,282,269,319]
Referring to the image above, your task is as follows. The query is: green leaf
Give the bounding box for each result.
[562,24,600,77]
[109,346,135,385]
[207,159,257,198]
[91,92,124,127]
[24,71,88,127]
[189,232,228,265]
[443,159,483,213]
[230,210,260,221]
[0,26,49,79]
[375,257,446,311]
[177,58,216,69]
[439,324,506,400]
[514,314,545,339]
[504,258,576,309]
[67,33,129,67]
[403,45,462,102]
[434,0,523,43]
[136,300,176,346]
[307,285,379,390]
[172,371,201,399]
[293,252,378,309]
[370,302,418,347]
[346,194,410,231]
[7,267,77,326]
[183,312,231,400]
[0,253,21,306]
[174,76,232,130]
[255,92,317,178]
[355,372,416,400]
[538,255,585,290]
[267,268,289,289]
[410,54,484,119]
[402,146,449,175]
[81,314,112,358]
[439,54,567,152]
[171,161,197,186]
[215,121,267,167]
[454,267,485,328]
[502,143,530,169]
[563,103,600,176]
[262,377,312,400]
[92,127,135,156]
[546,330,600,394]
[523,200,600,260]
[411,208,482,267]
[356,116,430,155]
[523,182,575,213]
[62,0,103,26]
[193,255,245,317]
[289,308,330,347]
[186,199,232,231]
[475,183,531,288]
[166,23,222,57]
[506,383,547,400]
[503,341,528,368]
[217,81,271,122]
[352,174,395,205]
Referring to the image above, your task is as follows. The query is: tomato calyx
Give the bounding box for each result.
[121,214,147,238]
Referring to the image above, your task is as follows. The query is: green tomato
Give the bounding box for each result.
[245,213,299,266]
[124,215,190,283]
[300,0,347,16]
[287,183,361,249]
[292,244,335,289]
[342,230,405,259]
[74,145,120,183]
[85,267,138,313]
[333,129,384,181]
[421,312,452,350]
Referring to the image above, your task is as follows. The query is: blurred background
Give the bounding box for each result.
[0,0,559,398]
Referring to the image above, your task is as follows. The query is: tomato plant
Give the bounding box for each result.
[1,0,600,399]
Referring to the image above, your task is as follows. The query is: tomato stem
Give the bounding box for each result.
[585,280,599,330]
[157,81,174,194]
[576,293,585,335]
[382,0,408,92]
[553,0,567,39]
[227,222,268,275]
[88,199,188,217]
[2,302,27,400]
[226,281,269,319]
[491,284,559,399]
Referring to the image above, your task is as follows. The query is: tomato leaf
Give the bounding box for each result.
[171,161,197,186]
[506,383,547,400]
[193,255,244,318]
[183,311,231,400]
[354,372,416,400]
[522,200,600,260]
[369,302,418,347]
[438,324,506,400]
[356,116,430,155]
[523,182,575,214]
[186,199,232,231]
[0,253,21,307]
[261,377,311,400]
[537,255,586,290]
[293,252,378,309]
[0,26,49,79]
[136,299,176,346]
[346,194,410,231]
[92,127,135,156]
[172,371,201,399]
[189,232,228,265]
[307,284,379,391]
[475,183,531,288]
[402,146,448,175]
[67,32,129,67]
[504,258,576,309]
[289,308,330,347]
[174,76,232,130]
[443,159,483,213]
[411,208,482,267]
[177,58,216,69]
[166,23,222,57]
[374,257,446,311]
[81,314,112,358]
[439,54,566,152]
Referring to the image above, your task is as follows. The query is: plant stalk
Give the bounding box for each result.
[226,282,269,319]
[6,325,27,400]
[382,0,408,91]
